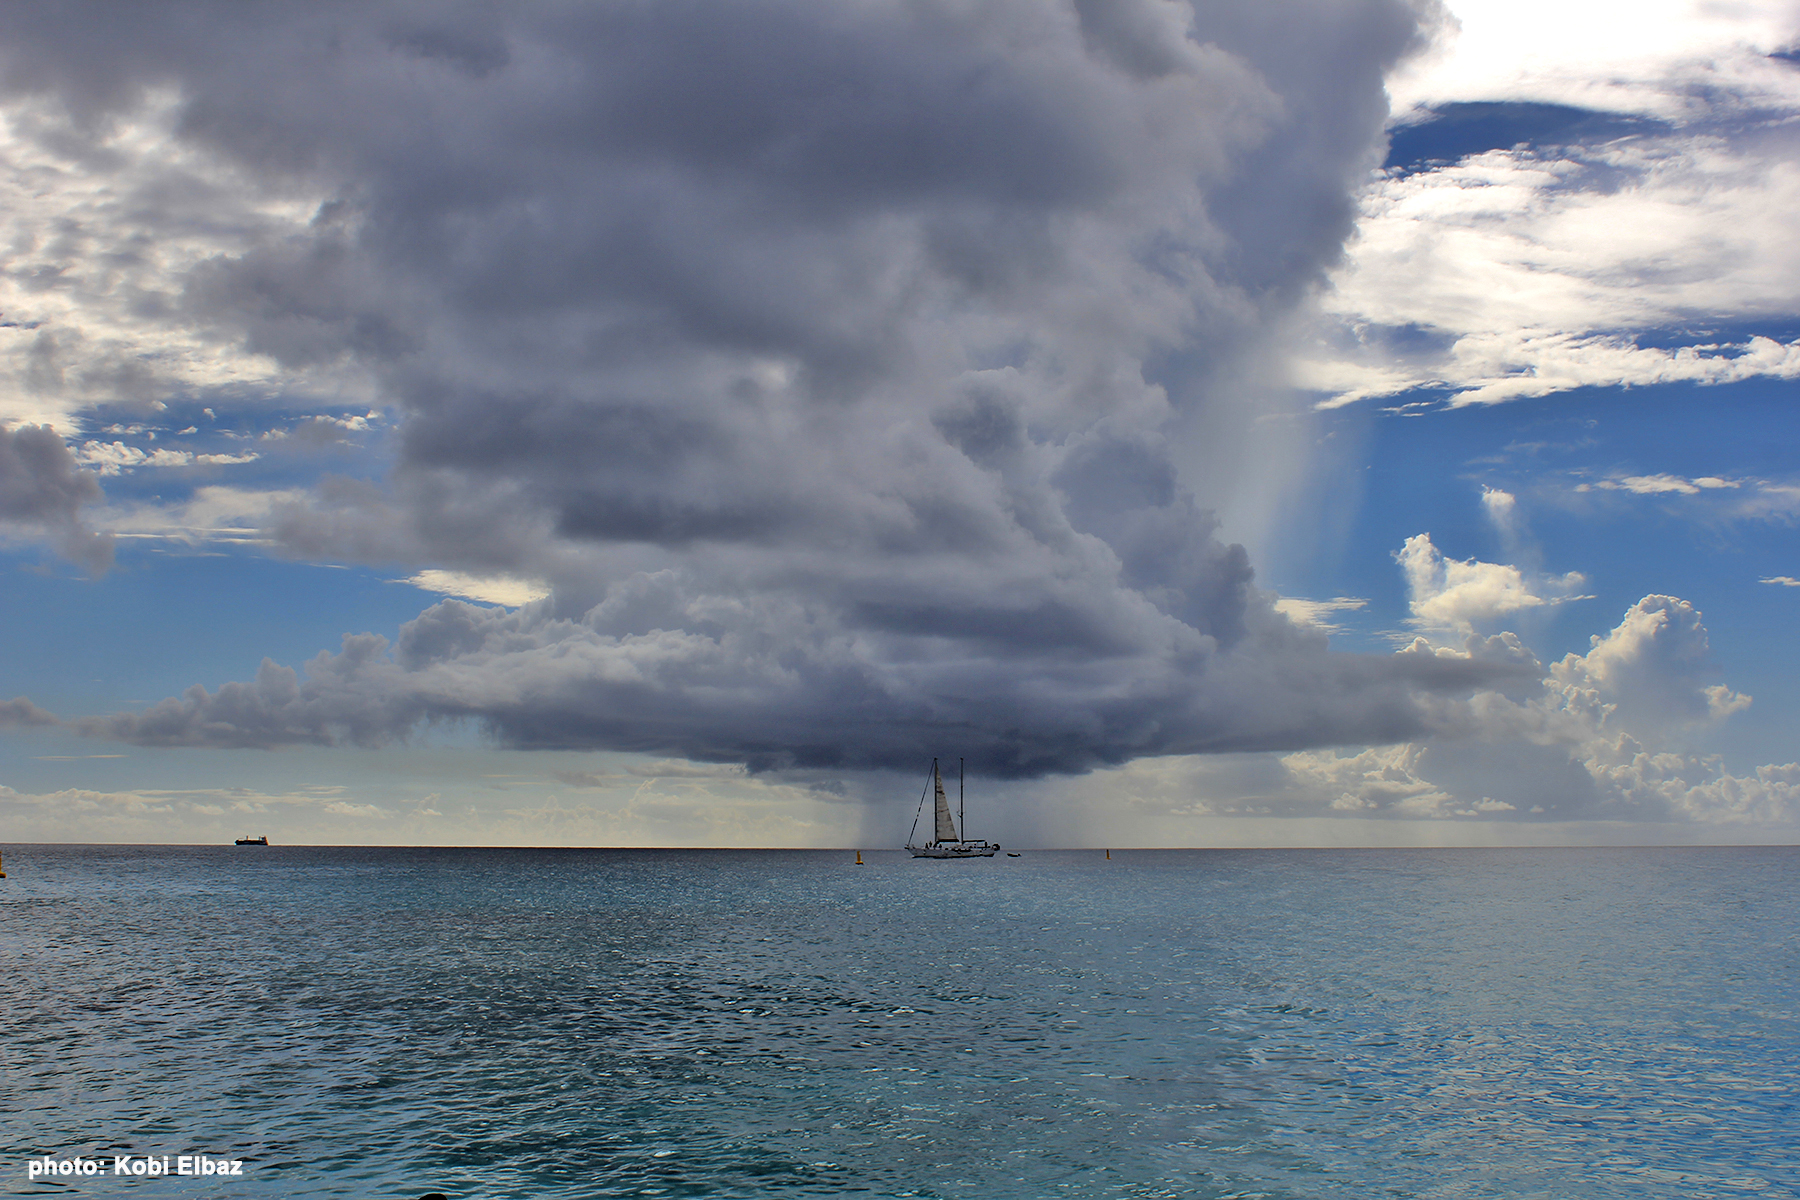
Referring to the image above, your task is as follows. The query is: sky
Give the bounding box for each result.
[2,0,1798,848]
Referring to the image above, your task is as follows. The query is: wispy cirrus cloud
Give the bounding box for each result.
[1560,472,1800,525]
[404,569,548,608]
[1271,595,1369,634]
[1581,474,1739,496]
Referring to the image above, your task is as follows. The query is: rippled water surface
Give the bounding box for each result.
[3,845,1797,1198]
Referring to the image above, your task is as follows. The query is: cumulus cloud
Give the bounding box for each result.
[75,439,259,474]
[1278,588,1790,825]
[1580,751,1800,826]
[6,1,1590,776]
[259,412,384,448]
[11,0,1788,838]
[1396,531,1586,634]
[1551,595,1750,729]
[1283,742,1454,813]
[1041,561,1793,833]
[1518,595,1777,823]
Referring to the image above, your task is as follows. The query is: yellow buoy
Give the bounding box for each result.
[1105,848,1110,860]
[854,850,864,865]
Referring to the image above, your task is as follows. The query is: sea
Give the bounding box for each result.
[2,845,1796,1199]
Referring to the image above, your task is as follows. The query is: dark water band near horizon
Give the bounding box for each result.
[2,845,1796,1199]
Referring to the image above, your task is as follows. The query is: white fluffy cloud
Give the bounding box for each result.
[1307,142,1800,406]
[1552,595,1750,728]
[1031,576,1795,833]
[1388,0,1800,122]
[1278,589,1789,826]
[1397,531,1586,634]
[75,440,258,474]
[1300,0,1800,408]
[1282,742,1456,814]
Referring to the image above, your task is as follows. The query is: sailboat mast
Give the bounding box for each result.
[960,757,964,836]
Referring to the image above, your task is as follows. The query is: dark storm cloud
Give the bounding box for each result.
[0,424,112,572]
[75,592,1529,777]
[0,0,1483,771]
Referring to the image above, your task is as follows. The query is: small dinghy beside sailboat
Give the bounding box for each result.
[906,758,997,859]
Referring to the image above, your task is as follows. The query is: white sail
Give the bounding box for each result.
[906,756,996,858]
[933,760,959,842]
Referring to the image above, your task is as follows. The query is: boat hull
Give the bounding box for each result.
[908,841,998,858]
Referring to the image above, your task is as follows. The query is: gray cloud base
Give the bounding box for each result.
[0,424,112,572]
[0,0,1480,774]
[76,597,1527,776]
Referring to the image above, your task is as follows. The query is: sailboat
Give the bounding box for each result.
[906,758,998,858]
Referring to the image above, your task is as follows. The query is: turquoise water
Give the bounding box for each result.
[2,845,1797,1198]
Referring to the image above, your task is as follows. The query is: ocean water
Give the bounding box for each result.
[2,845,1796,1199]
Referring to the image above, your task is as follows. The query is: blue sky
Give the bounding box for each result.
[2,0,1798,846]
